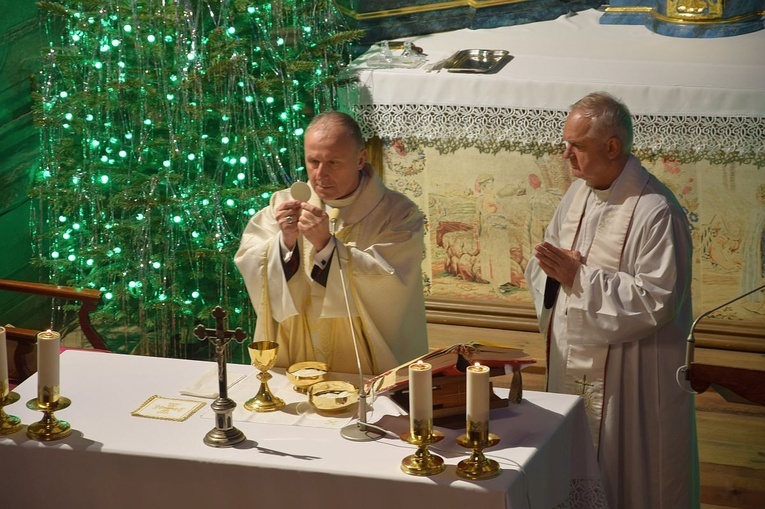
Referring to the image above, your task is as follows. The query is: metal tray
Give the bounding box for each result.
[443,49,513,74]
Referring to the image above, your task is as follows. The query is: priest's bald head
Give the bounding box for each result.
[562,92,634,190]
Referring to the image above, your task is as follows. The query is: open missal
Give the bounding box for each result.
[367,341,536,396]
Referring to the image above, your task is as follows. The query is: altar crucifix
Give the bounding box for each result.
[194,306,247,399]
[193,306,248,447]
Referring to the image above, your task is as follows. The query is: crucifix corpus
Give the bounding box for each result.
[194,306,248,400]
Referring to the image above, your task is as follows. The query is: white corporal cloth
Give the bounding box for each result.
[0,349,607,509]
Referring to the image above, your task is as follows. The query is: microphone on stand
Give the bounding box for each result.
[676,283,765,393]
[326,207,387,442]
[329,207,339,237]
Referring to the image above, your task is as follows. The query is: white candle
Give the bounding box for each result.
[0,326,8,397]
[466,362,490,426]
[408,360,432,430]
[37,330,61,403]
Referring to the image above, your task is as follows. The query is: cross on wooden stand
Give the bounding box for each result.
[193,306,248,447]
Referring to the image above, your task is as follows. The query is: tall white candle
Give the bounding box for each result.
[37,330,61,403]
[0,326,8,397]
[408,360,433,430]
[466,362,490,426]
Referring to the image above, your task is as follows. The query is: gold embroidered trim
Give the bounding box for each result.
[131,395,205,422]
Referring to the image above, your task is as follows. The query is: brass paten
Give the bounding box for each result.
[308,381,359,414]
[287,361,329,393]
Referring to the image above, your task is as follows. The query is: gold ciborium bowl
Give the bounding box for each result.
[244,341,285,412]
[308,381,359,415]
[287,361,329,393]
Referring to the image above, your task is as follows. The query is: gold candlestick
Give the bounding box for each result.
[244,341,285,412]
[26,389,72,441]
[0,380,22,436]
[455,420,501,480]
[400,418,446,476]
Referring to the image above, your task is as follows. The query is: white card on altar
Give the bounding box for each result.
[179,366,246,398]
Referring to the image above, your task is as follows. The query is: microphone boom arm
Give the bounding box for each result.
[329,207,387,441]
[679,283,765,389]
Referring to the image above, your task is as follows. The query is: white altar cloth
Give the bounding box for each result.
[0,350,605,509]
[349,9,764,117]
[345,9,765,160]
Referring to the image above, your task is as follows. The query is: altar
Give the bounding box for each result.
[0,349,605,508]
[341,9,765,334]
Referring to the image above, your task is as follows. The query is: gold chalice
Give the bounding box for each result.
[244,341,285,412]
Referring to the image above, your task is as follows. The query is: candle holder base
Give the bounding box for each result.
[400,430,446,476]
[455,432,501,480]
[26,396,72,441]
[0,391,22,435]
[204,425,247,448]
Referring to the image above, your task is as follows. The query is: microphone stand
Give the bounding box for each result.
[328,213,386,442]
[677,283,765,392]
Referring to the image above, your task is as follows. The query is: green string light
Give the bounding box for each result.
[34,0,360,360]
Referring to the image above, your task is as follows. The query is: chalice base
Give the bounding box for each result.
[400,430,446,476]
[0,391,22,435]
[26,396,72,441]
[244,383,285,412]
[455,432,501,480]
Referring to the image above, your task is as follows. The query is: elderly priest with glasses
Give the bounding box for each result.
[525,92,699,508]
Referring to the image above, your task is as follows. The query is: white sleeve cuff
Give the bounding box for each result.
[280,234,296,262]
[313,237,337,268]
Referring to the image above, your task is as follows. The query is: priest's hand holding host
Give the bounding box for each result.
[234,111,428,376]
[525,92,699,509]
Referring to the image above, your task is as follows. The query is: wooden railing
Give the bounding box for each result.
[1,279,108,384]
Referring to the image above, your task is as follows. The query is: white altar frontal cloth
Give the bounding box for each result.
[0,349,605,509]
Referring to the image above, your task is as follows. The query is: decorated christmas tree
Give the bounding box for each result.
[31,0,361,361]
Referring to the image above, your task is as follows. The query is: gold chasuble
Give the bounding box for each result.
[235,164,428,377]
[260,222,378,374]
